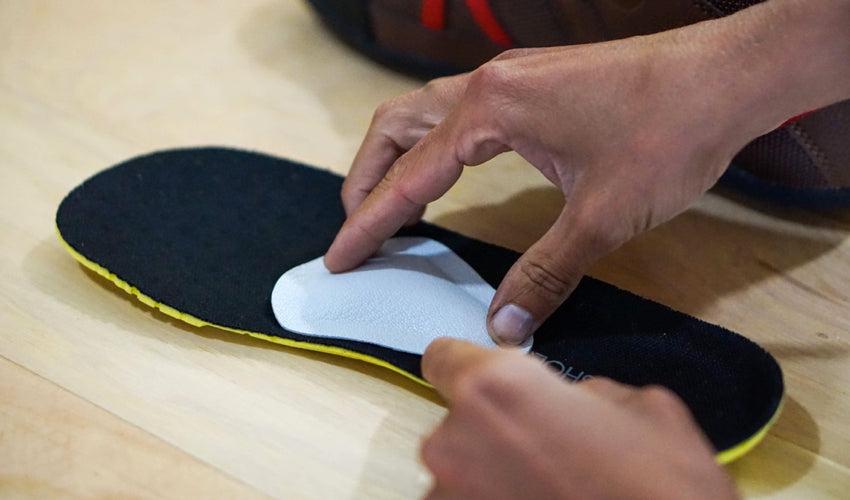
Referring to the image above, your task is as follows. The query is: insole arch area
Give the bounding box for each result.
[271,237,524,355]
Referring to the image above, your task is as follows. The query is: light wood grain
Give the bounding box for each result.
[1,0,849,498]
[0,356,265,499]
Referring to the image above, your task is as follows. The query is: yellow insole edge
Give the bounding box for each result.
[56,227,780,464]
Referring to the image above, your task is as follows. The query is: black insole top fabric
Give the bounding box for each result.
[56,147,783,454]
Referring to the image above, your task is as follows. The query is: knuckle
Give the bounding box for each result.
[641,385,688,415]
[452,372,490,407]
[570,218,619,260]
[423,337,452,363]
[420,431,464,490]
[492,48,525,61]
[518,258,575,298]
[421,77,445,95]
[419,431,444,469]
[453,125,505,165]
[372,100,396,122]
[340,179,359,200]
[580,376,616,392]
[422,338,452,379]
[346,217,384,247]
[572,204,630,257]
[454,362,517,408]
[372,170,403,199]
[467,62,513,96]
[386,177,420,209]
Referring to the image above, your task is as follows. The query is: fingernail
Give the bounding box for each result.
[490,304,534,345]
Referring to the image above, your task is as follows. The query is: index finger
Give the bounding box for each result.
[422,338,497,401]
[324,118,464,272]
[341,130,404,216]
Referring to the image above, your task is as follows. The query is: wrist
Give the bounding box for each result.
[657,0,850,154]
[726,0,850,121]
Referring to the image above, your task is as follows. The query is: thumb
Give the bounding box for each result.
[487,209,596,346]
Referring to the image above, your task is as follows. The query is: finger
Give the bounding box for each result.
[341,131,405,216]
[324,108,508,272]
[628,385,696,430]
[325,122,461,272]
[421,338,498,402]
[420,416,496,500]
[343,75,470,217]
[579,377,636,403]
[403,205,426,227]
[486,208,597,346]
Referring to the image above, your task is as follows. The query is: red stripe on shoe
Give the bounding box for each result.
[781,110,816,128]
[464,0,514,48]
[421,0,447,31]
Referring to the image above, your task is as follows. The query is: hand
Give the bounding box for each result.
[419,338,738,500]
[325,1,850,346]
[325,34,751,346]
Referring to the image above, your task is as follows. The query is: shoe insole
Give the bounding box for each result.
[55,147,784,463]
[271,237,531,355]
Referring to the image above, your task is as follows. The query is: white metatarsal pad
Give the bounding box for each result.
[271,237,527,355]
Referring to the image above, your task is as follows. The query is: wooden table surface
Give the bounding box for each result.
[2,1,849,498]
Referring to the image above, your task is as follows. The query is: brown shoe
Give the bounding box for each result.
[305,0,725,75]
[305,0,850,206]
[724,102,850,207]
